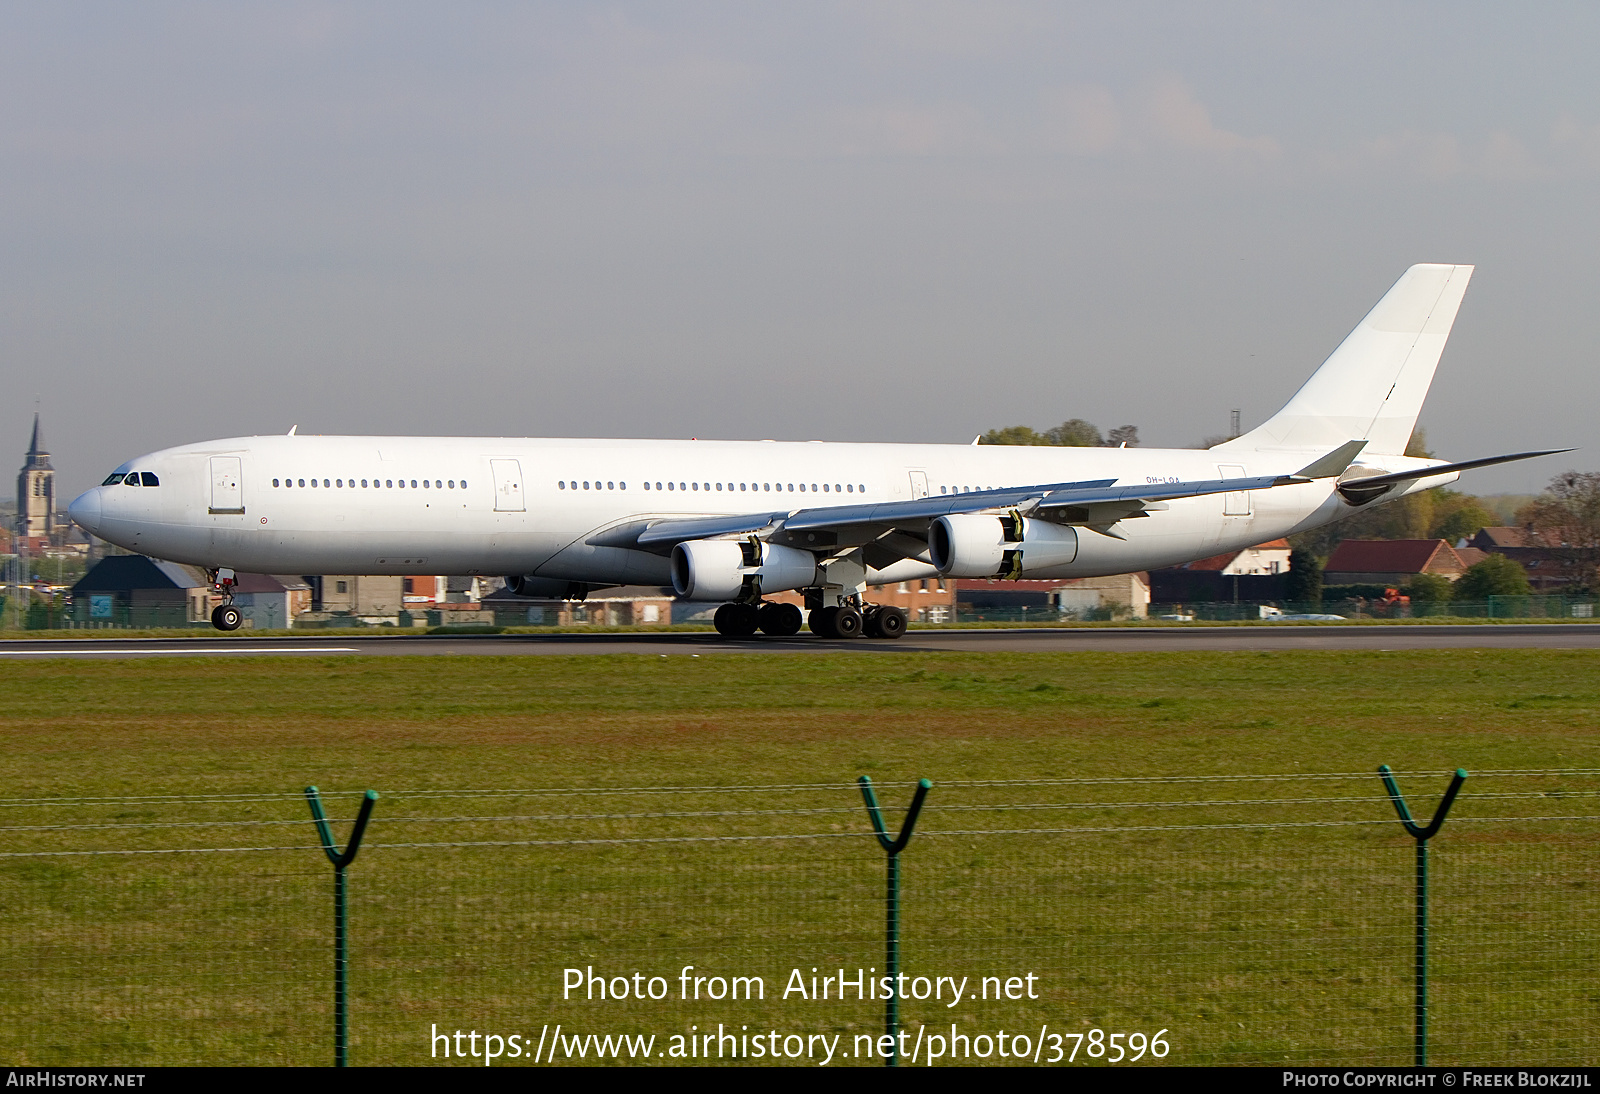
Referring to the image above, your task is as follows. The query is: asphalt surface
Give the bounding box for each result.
[4,624,1600,658]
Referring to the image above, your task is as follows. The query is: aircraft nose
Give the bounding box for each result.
[68,489,102,536]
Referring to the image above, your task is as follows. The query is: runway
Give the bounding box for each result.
[5,624,1600,658]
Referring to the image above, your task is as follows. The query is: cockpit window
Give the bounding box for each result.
[102,473,125,486]
[140,472,160,487]
[124,473,141,486]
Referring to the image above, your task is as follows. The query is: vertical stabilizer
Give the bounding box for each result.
[1216,264,1473,457]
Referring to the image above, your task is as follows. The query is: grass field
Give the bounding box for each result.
[2,650,1598,1066]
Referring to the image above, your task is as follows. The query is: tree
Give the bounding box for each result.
[1454,554,1532,601]
[1045,419,1104,447]
[983,419,1134,448]
[981,425,1048,446]
[1517,470,1600,594]
[1428,491,1495,544]
[1284,548,1323,607]
[1404,572,1454,605]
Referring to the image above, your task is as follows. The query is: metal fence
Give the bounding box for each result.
[2,770,1596,1067]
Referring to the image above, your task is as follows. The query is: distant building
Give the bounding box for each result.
[71,557,311,626]
[15,414,57,542]
[1149,540,1292,603]
[1323,539,1467,586]
[71,556,213,624]
[1468,526,1579,593]
[483,583,674,626]
[231,573,313,629]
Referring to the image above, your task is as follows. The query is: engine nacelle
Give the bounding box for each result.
[929,514,1079,578]
[671,538,820,601]
[503,575,591,600]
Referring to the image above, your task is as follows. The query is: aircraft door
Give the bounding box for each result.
[1217,464,1251,516]
[208,456,244,514]
[908,471,929,499]
[491,459,526,512]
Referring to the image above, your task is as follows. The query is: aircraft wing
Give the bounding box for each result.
[624,472,1307,553]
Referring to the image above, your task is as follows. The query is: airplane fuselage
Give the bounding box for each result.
[70,433,1441,587]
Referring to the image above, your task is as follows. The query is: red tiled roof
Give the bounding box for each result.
[1180,539,1293,572]
[1325,539,1459,575]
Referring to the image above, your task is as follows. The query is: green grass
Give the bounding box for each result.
[1,651,1597,1066]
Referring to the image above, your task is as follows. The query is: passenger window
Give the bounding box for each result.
[715,483,722,491]
[559,481,566,489]
[273,479,280,487]
[422,479,429,489]
[299,479,306,488]
[607,481,614,490]
[324,479,330,488]
[336,479,343,488]
[460,480,467,489]
[141,472,160,486]
[385,480,392,488]
[101,473,125,485]
[739,483,746,491]
[667,482,674,491]
[691,482,698,491]
[449,480,455,489]
[619,482,626,490]
[644,481,651,490]
[362,479,368,488]
[679,483,686,491]
[799,484,805,492]
[410,480,416,488]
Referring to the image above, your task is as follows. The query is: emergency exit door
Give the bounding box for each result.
[491,459,525,512]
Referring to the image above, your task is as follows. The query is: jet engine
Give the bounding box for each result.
[671,538,820,601]
[929,513,1079,578]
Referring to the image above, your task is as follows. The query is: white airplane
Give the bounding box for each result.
[69,263,1562,638]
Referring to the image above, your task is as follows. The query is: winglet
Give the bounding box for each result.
[287,424,298,437]
[1294,439,1367,479]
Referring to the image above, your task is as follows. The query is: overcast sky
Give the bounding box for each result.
[4,2,1597,498]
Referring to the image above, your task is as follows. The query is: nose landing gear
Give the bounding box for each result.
[206,568,243,631]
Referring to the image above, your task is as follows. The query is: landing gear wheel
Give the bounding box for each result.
[757,602,803,636]
[809,606,839,637]
[874,605,907,639]
[714,603,759,636]
[833,605,864,638]
[211,605,242,631]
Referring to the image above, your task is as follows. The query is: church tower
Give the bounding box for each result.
[16,413,55,541]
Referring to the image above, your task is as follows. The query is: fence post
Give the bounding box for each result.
[857,776,932,1067]
[1377,765,1466,1068]
[305,786,379,1067]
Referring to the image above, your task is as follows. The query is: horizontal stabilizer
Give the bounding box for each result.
[1294,440,1368,479]
[1340,448,1572,491]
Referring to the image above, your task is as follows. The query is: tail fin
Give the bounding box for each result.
[1216,263,1474,457]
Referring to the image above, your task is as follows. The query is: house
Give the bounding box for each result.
[71,555,212,625]
[1051,572,1151,619]
[230,573,313,629]
[1468,526,1579,593]
[1148,540,1293,603]
[1323,540,1467,586]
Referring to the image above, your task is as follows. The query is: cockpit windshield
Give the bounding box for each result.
[102,473,125,486]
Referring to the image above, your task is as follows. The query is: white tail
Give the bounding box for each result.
[1217,263,1474,457]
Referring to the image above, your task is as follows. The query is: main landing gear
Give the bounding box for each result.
[712,600,906,639]
[713,601,804,637]
[808,603,907,640]
[206,568,243,631]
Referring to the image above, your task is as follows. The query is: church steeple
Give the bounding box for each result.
[17,413,56,540]
[23,413,52,470]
